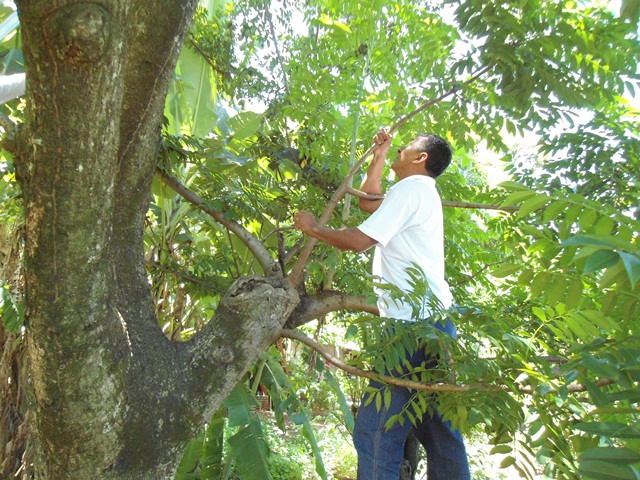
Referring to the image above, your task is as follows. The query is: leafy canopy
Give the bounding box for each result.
[1,0,639,478]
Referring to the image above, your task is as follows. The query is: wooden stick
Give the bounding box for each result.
[286,65,495,285]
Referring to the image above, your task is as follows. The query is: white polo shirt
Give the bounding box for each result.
[357,175,453,320]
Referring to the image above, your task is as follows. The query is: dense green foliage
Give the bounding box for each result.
[1,0,639,478]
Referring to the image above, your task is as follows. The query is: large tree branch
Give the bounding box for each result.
[186,276,299,420]
[285,290,379,329]
[156,168,281,277]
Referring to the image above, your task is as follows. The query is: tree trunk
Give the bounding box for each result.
[10,1,300,478]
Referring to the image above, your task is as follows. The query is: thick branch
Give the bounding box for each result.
[285,290,379,329]
[187,276,299,411]
[287,65,495,285]
[280,329,617,397]
[280,328,478,392]
[157,168,280,277]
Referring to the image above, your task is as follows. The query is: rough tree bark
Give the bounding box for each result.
[8,1,303,478]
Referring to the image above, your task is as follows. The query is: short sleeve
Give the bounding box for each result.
[357,182,418,247]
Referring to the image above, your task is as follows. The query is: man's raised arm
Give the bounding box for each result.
[359,129,392,214]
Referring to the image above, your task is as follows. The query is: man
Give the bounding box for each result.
[293,129,470,479]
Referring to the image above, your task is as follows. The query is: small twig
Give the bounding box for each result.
[454,261,504,286]
[266,9,289,95]
[345,187,384,201]
[345,187,520,212]
[443,201,519,212]
[188,38,233,77]
[225,227,241,278]
[517,378,615,395]
[282,237,305,267]
[266,8,292,146]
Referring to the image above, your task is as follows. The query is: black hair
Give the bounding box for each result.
[413,133,452,178]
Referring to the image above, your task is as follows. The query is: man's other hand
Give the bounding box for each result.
[293,210,317,235]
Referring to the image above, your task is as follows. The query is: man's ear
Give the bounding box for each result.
[413,152,428,164]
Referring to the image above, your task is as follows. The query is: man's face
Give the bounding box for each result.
[390,139,424,175]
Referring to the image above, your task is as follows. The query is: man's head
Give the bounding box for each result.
[391,133,452,179]
[412,133,452,177]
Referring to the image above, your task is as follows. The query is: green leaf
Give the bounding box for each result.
[498,181,533,192]
[176,407,226,480]
[584,378,610,407]
[228,417,273,480]
[532,306,546,321]
[228,111,262,140]
[501,190,537,207]
[262,355,328,480]
[579,447,640,465]
[491,263,521,278]
[599,262,628,289]
[345,323,359,340]
[565,278,584,310]
[224,383,259,428]
[516,194,552,219]
[383,386,392,409]
[0,282,23,334]
[594,216,615,235]
[575,422,640,439]
[619,252,640,287]
[171,46,218,137]
[578,460,640,480]
[543,199,570,223]
[579,209,598,230]
[547,275,567,305]
[562,235,635,251]
[317,14,352,32]
[175,433,204,480]
[530,271,551,298]
[517,268,534,285]
[500,456,517,468]
[200,412,226,479]
[325,369,355,431]
[584,250,620,274]
[490,444,513,455]
[299,417,329,480]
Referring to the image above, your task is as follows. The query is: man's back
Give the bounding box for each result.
[358,175,452,320]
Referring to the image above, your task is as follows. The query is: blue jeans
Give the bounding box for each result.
[353,319,470,479]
